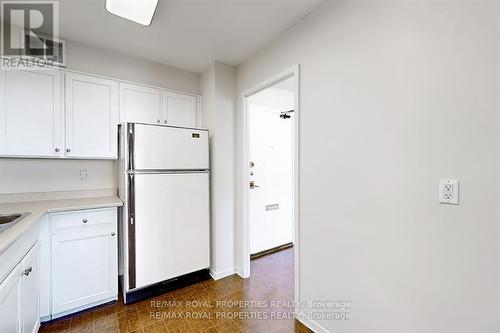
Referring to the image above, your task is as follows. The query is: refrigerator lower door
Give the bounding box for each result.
[131,172,210,290]
[133,124,209,170]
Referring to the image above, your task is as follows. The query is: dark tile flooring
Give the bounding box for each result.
[39,248,311,333]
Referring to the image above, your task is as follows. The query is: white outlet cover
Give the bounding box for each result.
[439,179,459,205]
[80,169,88,181]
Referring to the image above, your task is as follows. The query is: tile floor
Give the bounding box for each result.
[39,248,311,332]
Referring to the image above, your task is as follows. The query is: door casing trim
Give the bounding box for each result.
[239,64,300,312]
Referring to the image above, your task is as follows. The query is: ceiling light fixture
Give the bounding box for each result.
[105,0,159,26]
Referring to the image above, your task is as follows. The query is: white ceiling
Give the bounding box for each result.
[58,0,323,73]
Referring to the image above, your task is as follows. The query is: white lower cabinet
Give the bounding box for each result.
[0,263,22,333]
[0,242,40,333]
[49,208,118,318]
[21,244,40,333]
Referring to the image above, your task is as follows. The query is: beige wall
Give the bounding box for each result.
[0,40,201,195]
[237,1,500,332]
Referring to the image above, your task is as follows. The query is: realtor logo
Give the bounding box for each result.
[1,1,60,69]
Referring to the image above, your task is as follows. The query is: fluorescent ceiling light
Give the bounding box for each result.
[106,0,159,26]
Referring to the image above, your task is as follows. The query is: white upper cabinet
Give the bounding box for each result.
[120,83,161,124]
[0,69,200,159]
[65,73,119,159]
[0,69,62,157]
[119,84,199,128]
[162,91,198,128]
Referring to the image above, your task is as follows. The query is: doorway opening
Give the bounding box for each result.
[240,65,300,307]
[248,78,295,258]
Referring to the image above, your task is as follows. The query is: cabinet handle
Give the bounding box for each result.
[66,148,71,153]
[54,148,60,152]
[164,120,167,124]
[111,232,116,236]
[157,120,160,123]
[82,219,88,223]
[23,267,32,276]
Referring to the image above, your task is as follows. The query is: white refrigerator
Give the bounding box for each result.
[118,123,210,303]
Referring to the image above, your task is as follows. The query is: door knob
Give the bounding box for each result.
[111,232,116,236]
[66,148,71,153]
[54,148,60,152]
[82,219,88,223]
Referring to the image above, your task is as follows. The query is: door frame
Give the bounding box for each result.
[239,64,300,305]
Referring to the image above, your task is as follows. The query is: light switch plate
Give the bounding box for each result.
[439,179,459,205]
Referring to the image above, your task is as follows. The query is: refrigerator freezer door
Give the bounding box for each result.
[132,172,210,290]
[133,124,209,170]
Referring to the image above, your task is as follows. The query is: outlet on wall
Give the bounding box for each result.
[439,179,459,205]
[80,169,88,181]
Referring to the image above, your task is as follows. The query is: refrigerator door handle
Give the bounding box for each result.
[128,172,136,289]
[128,123,135,171]
[127,170,210,175]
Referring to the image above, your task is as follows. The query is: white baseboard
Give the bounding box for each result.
[235,267,247,278]
[209,267,237,280]
[297,311,331,333]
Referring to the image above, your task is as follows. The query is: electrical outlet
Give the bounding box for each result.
[80,169,88,181]
[439,179,459,205]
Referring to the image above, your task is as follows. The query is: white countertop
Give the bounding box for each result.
[0,196,123,254]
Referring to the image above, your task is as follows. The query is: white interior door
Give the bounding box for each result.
[133,172,210,289]
[133,124,209,170]
[249,106,294,254]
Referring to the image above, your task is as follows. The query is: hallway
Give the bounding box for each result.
[40,248,310,333]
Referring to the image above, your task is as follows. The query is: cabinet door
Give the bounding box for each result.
[0,69,62,157]
[0,262,22,333]
[20,243,40,333]
[162,91,197,128]
[120,83,161,124]
[65,73,119,159]
[51,227,117,316]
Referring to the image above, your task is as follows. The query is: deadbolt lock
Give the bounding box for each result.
[249,181,259,189]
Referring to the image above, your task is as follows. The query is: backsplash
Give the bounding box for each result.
[0,159,116,195]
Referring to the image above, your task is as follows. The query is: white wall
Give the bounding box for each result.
[0,40,201,196]
[248,86,294,254]
[237,1,500,332]
[201,61,237,278]
[67,40,201,94]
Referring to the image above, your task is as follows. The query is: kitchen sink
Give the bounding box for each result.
[0,212,31,233]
